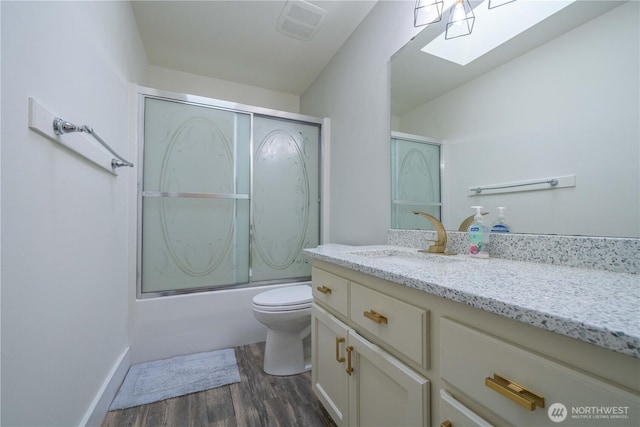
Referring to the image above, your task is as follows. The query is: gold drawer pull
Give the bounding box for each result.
[316,285,332,295]
[346,346,354,375]
[363,310,388,324]
[335,337,345,363]
[485,373,545,411]
[441,421,452,427]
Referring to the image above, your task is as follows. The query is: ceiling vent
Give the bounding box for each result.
[276,0,326,41]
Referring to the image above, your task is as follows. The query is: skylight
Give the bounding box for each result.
[421,0,576,66]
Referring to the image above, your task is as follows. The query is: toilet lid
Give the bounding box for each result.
[252,285,312,307]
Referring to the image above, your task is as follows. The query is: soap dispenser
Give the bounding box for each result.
[491,207,511,233]
[468,206,490,258]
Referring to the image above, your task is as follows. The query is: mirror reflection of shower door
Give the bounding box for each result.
[141,99,251,293]
[251,116,320,282]
[391,135,441,230]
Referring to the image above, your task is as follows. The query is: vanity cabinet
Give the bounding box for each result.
[311,268,429,427]
[440,318,639,427]
[439,389,493,427]
[310,259,640,427]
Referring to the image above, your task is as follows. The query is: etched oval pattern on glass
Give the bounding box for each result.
[159,117,234,277]
[253,130,309,270]
[398,148,432,203]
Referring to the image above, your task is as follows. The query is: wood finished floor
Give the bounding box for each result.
[102,342,336,427]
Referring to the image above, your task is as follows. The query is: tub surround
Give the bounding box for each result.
[303,243,640,359]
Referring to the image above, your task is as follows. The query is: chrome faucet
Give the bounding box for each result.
[412,211,447,254]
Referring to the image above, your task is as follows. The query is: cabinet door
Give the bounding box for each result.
[312,304,350,427]
[348,330,429,427]
[440,389,493,427]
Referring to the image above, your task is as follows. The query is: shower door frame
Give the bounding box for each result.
[391,131,447,230]
[136,86,325,299]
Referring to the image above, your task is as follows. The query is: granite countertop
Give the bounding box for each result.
[304,244,640,359]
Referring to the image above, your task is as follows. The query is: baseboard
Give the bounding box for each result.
[80,346,131,427]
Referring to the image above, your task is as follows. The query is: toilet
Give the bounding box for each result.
[251,285,313,376]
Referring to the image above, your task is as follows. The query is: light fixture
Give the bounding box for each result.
[488,0,516,9]
[414,0,444,27]
[422,0,573,66]
[445,0,475,40]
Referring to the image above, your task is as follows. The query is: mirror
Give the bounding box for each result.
[390,0,639,238]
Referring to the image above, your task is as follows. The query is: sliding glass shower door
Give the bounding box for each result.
[252,116,320,282]
[139,94,320,296]
[141,98,251,293]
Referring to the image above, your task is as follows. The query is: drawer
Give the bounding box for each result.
[441,318,639,426]
[350,282,428,369]
[440,389,493,427]
[312,267,349,317]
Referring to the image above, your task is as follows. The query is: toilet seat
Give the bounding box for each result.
[252,286,312,312]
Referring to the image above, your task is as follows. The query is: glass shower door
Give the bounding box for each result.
[251,116,320,282]
[140,98,251,293]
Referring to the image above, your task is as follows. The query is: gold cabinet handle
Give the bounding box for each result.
[316,285,332,295]
[345,346,354,375]
[441,421,452,427]
[485,373,545,411]
[363,309,388,324]
[335,337,345,363]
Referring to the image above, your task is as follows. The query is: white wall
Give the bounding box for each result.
[300,0,420,245]
[148,65,300,113]
[398,2,639,237]
[1,2,147,426]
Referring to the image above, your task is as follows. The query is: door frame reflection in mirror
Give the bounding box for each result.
[391,131,449,231]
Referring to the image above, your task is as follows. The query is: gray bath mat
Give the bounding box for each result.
[110,348,241,410]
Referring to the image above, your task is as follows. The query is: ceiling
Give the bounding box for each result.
[390,0,625,116]
[130,1,624,109]
[130,0,377,96]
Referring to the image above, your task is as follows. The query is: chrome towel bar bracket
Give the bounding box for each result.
[53,117,133,169]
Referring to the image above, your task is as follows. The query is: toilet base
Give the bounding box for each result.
[263,329,311,376]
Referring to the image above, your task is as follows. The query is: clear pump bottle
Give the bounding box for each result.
[491,207,511,233]
[468,206,490,258]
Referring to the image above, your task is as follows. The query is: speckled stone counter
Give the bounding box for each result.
[304,244,640,359]
[388,229,640,274]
